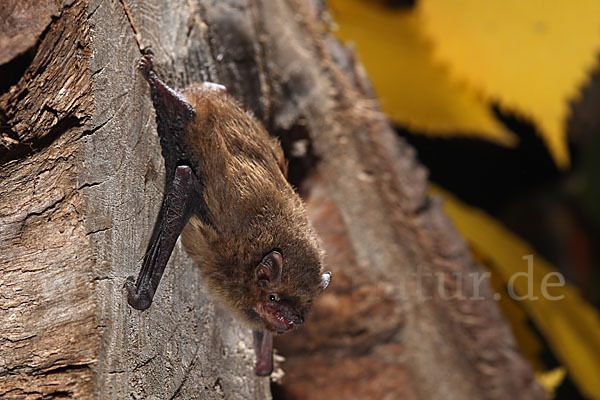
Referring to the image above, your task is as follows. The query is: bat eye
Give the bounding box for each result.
[268,294,279,302]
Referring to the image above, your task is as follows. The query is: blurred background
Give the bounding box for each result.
[292,0,600,398]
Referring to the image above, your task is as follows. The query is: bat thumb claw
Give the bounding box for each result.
[124,276,153,311]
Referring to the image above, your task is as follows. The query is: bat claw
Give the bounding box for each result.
[138,55,153,80]
[141,47,154,57]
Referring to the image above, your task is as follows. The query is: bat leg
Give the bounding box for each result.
[125,164,199,310]
[138,55,195,132]
[253,330,274,376]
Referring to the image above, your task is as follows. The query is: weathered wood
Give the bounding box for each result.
[0,2,96,398]
[1,0,270,398]
[0,0,75,65]
[0,0,544,399]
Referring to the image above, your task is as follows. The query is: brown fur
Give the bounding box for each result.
[178,85,324,331]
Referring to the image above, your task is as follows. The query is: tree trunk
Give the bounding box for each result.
[0,0,544,399]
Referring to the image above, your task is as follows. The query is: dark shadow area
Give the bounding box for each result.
[398,106,564,214]
[0,46,37,96]
[272,122,320,195]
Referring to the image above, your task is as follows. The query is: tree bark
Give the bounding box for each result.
[0,0,544,399]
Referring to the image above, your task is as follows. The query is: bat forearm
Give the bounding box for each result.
[125,165,198,310]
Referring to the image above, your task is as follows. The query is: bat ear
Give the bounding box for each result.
[320,271,331,291]
[254,251,283,290]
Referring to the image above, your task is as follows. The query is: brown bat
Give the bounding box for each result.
[125,55,331,376]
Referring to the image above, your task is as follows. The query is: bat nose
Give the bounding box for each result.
[292,315,304,325]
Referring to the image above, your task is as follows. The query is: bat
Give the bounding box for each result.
[124,55,331,376]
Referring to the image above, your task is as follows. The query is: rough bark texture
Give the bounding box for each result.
[0,0,544,399]
[1,0,269,398]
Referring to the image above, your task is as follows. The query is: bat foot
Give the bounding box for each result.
[254,361,273,377]
[124,276,153,310]
[138,55,154,81]
[253,330,273,377]
[141,47,154,57]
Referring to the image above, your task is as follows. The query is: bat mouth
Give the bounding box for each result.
[261,310,296,334]
[272,314,294,333]
[254,303,298,333]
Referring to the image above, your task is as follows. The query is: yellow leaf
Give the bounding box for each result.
[418,0,600,168]
[536,367,567,399]
[476,251,545,370]
[433,186,600,399]
[327,0,517,146]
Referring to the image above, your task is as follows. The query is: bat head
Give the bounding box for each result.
[252,250,331,334]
